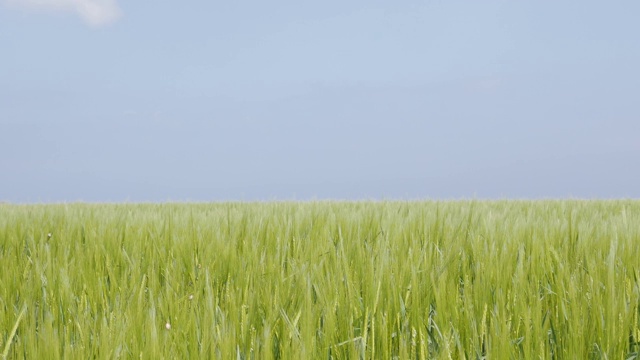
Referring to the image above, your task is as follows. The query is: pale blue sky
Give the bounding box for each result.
[1,0,639,202]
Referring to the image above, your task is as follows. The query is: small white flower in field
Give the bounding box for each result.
[47,233,52,239]
[165,322,171,330]
[188,294,194,300]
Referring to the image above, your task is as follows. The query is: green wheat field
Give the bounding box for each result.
[1,201,639,359]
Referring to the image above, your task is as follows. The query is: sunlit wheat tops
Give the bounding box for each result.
[0,201,639,358]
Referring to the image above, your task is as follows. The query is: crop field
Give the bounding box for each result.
[1,201,639,359]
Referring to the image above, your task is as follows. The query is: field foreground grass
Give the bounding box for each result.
[1,201,639,359]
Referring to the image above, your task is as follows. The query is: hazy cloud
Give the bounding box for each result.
[4,0,122,27]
